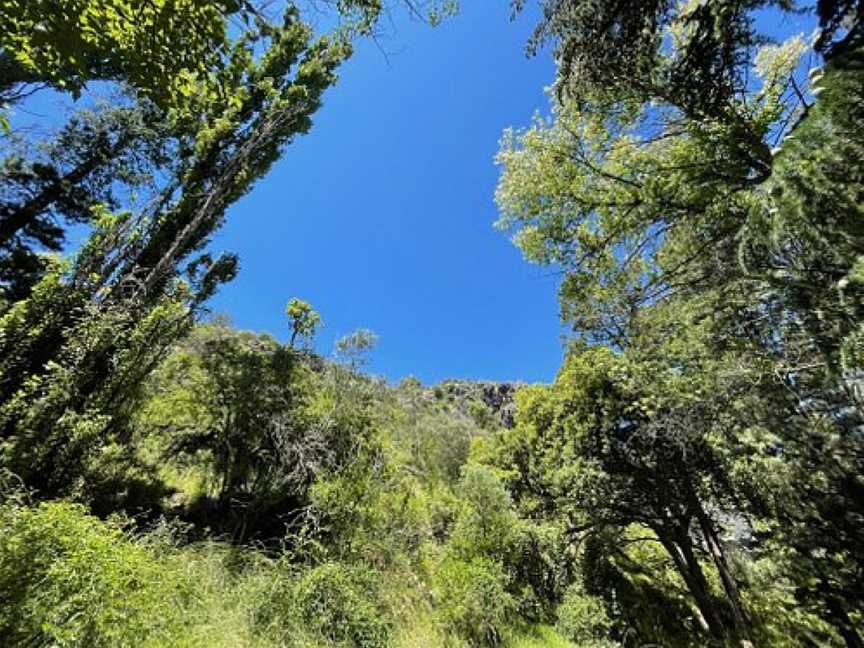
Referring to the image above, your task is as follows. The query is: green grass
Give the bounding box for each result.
[391,620,576,648]
[509,625,576,648]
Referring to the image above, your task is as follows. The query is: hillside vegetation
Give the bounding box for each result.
[1,0,863,646]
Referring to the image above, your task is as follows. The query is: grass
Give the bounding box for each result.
[510,625,576,648]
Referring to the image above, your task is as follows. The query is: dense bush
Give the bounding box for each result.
[0,500,197,647]
[554,584,616,648]
[0,499,405,648]
[433,555,515,646]
[265,561,391,648]
[444,465,567,623]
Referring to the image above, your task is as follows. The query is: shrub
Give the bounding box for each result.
[0,500,197,647]
[263,561,391,648]
[554,584,616,647]
[433,555,515,646]
[449,464,520,558]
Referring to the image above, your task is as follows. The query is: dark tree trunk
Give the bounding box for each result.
[692,496,753,647]
[657,524,727,643]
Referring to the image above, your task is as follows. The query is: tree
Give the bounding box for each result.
[494,10,864,639]
[136,323,346,540]
[0,0,458,128]
[0,0,457,305]
[500,4,864,377]
[0,103,173,304]
[335,329,379,371]
[0,0,258,119]
[493,351,700,639]
[482,309,840,646]
[515,0,861,105]
[286,297,322,349]
[495,34,812,346]
[739,45,864,371]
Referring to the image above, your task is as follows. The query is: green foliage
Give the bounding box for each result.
[308,460,405,566]
[0,103,173,301]
[279,562,391,648]
[141,324,316,501]
[740,551,843,647]
[433,555,515,646]
[494,5,864,643]
[516,0,855,106]
[0,0,247,116]
[133,320,394,544]
[740,46,864,371]
[486,341,774,644]
[0,260,195,495]
[495,77,779,343]
[0,496,402,648]
[1,2,863,647]
[0,0,359,501]
[448,464,521,558]
[0,0,387,504]
[438,464,570,630]
[0,500,197,647]
[384,378,504,484]
[507,626,575,648]
[554,584,616,647]
[287,297,323,348]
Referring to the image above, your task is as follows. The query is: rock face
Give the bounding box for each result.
[475,382,519,428]
[432,380,521,429]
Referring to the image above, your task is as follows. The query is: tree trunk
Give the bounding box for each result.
[657,525,727,643]
[692,497,754,647]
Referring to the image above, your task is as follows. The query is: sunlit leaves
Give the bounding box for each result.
[0,0,233,112]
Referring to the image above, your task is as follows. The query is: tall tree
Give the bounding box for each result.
[487,338,756,644]
[739,45,864,371]
[0,0,455,304]
[495,5,864,643]
[493,35,799,345]
[515,0,862,102]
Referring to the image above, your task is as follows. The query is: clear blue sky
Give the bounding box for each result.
[207,4,565,385]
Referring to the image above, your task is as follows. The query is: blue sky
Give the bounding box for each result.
[206,3,565,385]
